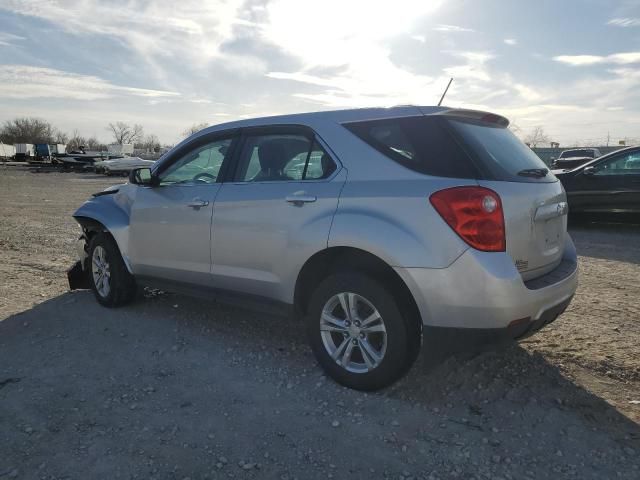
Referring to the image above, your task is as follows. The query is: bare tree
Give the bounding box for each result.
[107,122,144,144]
[137,134,161,152]
[53,129,69,144]
[85,137,107,151]
[524,126,550,148]
[182,122,209,138]
[0,117,55,144]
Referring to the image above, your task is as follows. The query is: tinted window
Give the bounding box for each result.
[344,116,477,178]
[159,138,232,185]
[447,118,555,183]
[560,149,595,158]
[234,134,336,182]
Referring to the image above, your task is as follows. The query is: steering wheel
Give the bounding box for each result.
[193,172,216,183]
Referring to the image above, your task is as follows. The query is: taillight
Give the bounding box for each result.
[429,186,506,252]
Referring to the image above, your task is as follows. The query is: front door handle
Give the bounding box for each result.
[187,198,209,208]
[286,194,317,205]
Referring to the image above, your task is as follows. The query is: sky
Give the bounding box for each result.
[0,0,639,146]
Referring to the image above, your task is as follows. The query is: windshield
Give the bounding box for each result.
[560,149,594,158]
[447,118,555,183]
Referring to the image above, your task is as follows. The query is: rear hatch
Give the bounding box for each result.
[443,110,567,280]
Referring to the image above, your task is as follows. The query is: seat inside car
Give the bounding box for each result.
[253,140,291,181]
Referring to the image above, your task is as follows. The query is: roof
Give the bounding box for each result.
[200,105,507,134]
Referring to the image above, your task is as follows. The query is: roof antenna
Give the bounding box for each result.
[438,77,453,106]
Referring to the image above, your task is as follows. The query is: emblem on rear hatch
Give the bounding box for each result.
[515,259,529,271]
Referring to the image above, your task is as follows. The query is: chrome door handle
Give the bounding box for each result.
[187,198,209,208]
[286,194,317,205]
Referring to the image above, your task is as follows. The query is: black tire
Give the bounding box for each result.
[306,272,421,391]
[88,233,136,307]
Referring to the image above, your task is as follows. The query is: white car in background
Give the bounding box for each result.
[94,157,156,176]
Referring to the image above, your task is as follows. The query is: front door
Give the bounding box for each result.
[211,128,344,303]
[129,135,236,284]
[571,150,640,212]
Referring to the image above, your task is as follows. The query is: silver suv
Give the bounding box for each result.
[69,106,578,390]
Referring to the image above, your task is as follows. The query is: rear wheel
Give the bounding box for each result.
[88,233,136,307]
[306,272,420,391]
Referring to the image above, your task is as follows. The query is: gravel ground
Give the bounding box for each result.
[0,165,639,480]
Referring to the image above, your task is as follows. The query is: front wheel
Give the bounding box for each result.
[306,273,421,391]
[88,233,136,307]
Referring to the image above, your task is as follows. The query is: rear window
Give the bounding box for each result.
[560,149,594,158]
[344,116,478,179]
[447,118,555,183]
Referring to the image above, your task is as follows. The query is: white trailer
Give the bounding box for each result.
[15,143,34,161]
[50,144,66,155]
[108,143,134,156]
[0,143,16,160]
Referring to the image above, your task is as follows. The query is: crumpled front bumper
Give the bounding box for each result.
[67,235,90,290]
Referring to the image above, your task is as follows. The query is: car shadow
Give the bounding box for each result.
[1,291,638,478]
[569,216,640,265]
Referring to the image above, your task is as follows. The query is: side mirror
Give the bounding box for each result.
[129,167,156,186]
[583,166,596,176]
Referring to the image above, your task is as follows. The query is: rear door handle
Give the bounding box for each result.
[187,198,209,208]
[286,194,317,205]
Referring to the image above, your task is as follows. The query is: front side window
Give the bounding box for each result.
[159,137,233,185]
[594,151,640,176]
[234,133,336,182]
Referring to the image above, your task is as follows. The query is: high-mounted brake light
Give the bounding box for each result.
[429,186,506,252]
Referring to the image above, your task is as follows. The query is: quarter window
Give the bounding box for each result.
[234,133,336,182]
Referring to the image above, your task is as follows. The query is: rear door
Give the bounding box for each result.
[211,126,344,303]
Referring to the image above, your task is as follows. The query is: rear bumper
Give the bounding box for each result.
[395,235,578,331]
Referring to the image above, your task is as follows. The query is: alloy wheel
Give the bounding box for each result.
[91,245,111,298]
[320,292,387,374]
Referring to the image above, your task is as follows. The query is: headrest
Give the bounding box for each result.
[258,141,288,171]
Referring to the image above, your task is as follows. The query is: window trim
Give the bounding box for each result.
[224,124,342,185]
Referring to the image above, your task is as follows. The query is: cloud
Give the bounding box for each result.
[0,65,179,100]
[0,0,250,80]
[607,18,640,27]
[553,52,640,66]
[0,32,25,46]
[262,0,446,107]
[504,38,517,46]
[433,24,475,33]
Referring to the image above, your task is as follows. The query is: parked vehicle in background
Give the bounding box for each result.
[94,157,155,176]
[32,143,52,163]
[15,143,34,161]
[50,144,66,155]
[551,148,601,170]
[69,106,578,390]
[0,142,16,160]
[554,146,640,214]
[108,144,134,156]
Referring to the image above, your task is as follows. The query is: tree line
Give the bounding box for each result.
[0,117,191,153]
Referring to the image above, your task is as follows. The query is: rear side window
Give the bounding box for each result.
[344,116,478,179]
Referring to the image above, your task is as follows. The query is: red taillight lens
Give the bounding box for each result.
[429,186,506,252]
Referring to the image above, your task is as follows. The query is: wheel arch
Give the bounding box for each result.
[294,247,423,332]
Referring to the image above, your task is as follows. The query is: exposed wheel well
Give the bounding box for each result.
[294,247,422,330]
[74,216,111,268]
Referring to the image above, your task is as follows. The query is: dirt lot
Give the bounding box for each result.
[0,165,639,480]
